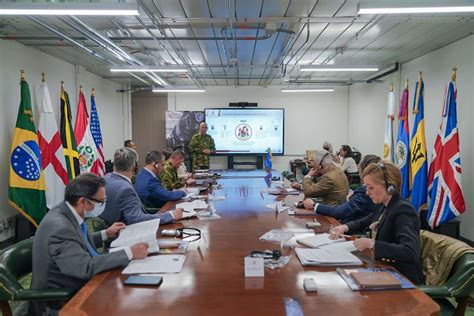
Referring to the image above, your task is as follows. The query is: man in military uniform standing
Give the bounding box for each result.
[189,122,215,171]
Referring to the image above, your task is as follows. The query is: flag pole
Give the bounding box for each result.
[91,88,95,96]
[41,72,45,82]
[79,85,83,94]
[389,83,393,92]
[20,69,25,81]
[405,79,409,89]
[61,80,64,92]
[452,67,457,82]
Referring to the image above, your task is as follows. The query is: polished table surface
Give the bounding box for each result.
[61,170,439,316]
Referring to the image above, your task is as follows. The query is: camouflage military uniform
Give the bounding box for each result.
[160,160,184,190]
[188,133,215,171]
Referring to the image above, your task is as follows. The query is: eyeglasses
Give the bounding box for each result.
[87,197,107,206]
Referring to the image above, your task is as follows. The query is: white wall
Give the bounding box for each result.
[0,40,131,240]
[167,86,349,172]
[349,35,474,241]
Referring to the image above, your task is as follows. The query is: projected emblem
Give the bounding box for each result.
[235,124,252,141]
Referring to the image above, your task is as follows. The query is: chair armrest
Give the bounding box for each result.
[418,285,451,298]
[145,207,159,214]
[15,288,75,301]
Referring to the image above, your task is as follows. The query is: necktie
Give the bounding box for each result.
[80,222,98,257]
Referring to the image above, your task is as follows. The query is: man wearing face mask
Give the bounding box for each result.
[135,150,186,208]
[30,173,149,315]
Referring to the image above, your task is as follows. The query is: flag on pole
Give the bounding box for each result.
[60,88,79,179]
[37,81,68,209]
[8,77,47,226]
[89,92,106,175]
[383,87,395,163]
[74,90,101,175]
[410,77,428,212]
[427,77,465,228]
[265,148,273,170]
[395,84,411,198]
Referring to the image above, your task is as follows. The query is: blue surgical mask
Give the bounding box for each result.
[85,201,106,218]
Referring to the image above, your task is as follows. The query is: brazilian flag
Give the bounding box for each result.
[60,89,79,179]
[8,79,47,227]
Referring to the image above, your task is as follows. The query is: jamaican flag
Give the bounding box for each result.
[60,89,79,179]
[8,79,47,227]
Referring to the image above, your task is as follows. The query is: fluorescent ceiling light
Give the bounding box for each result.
[153,87,205,93]
[281,88,335,93]
[358,2,474,14]
[0,3,139,16]
[111,66,187,73]
[300,65,379,72]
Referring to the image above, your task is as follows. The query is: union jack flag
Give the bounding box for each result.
[89,94,106,176]
[427,81,465,228]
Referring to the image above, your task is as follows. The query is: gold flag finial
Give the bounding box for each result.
[41,73,45,82]
[91,88,96,96]
[20,69,25,81]
[389,83,394,92]
[405,79,409,89]
[61,81,64,91]
[418,71,422,81]
[452,67,457,82]
[80,85,83,93]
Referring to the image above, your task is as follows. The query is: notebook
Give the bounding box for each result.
[350,271,401,289]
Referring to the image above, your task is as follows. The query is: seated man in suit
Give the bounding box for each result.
[30,173,149,315]
[100,147,183,226]
[160,150,195,190]
[135,150,186,208]
[292,149,349,206]
[301,155,382,225]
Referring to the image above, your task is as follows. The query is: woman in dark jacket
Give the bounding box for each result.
[330,161,424,284]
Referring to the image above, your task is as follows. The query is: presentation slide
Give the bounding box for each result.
[205,108,284,155]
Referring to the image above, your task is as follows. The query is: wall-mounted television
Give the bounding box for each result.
[205,108,284,155]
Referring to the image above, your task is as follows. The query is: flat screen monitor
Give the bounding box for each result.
[204,108,284,155]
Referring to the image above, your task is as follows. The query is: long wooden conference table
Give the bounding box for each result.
[61,170,439,315]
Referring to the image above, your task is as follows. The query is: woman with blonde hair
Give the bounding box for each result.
[330,161,424,284]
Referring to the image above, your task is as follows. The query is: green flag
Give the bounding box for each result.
[60,89,80,179]
[8,79,47,227]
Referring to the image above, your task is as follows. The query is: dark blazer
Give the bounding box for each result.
[30,201,129,314]
[100,172,173,226]
[135,168,186,208]
[346,194,424,284]
[316,185,380,224]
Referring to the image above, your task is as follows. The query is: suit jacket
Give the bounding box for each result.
[30,201,129,314]
[316,185,380,224]
[101,172,174,226]
[304,165,349,205]
[135,168,186,208]
[346,194,425,284]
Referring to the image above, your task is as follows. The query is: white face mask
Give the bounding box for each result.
[85,201,106,218]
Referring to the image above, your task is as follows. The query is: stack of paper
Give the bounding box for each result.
[295,247,362,266]
[296,233,345,248]
[122,255,186,274]
[110,219,161,253]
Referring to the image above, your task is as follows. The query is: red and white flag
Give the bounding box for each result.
[74,91,101,175]
[37,82,68,208]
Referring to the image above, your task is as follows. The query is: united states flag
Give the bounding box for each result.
[89,94,105,176]
[427,81,465,228]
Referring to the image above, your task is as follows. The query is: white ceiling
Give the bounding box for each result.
[1,0,473,88]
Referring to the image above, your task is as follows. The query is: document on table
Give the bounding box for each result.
[122,255,186,274]
[177,200,208,212]
[110,219,160,252]
[295,247,362,266]
[296,233,345,248]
